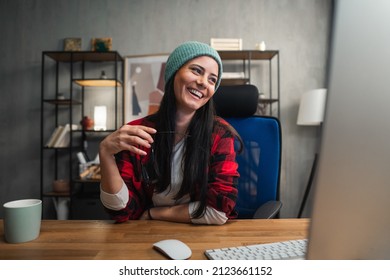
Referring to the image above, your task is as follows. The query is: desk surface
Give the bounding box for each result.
[0,219,309,260]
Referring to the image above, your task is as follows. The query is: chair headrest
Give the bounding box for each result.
[213,84,259,118]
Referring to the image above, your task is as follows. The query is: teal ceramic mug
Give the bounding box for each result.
[3,199,42,243]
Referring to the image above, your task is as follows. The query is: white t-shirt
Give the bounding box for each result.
[101,139,228,225]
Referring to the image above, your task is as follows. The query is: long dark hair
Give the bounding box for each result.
[146,78,240,218]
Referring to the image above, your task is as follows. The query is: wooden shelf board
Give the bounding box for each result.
[74,79,122,87]
[220,78,250,86]
[43,99,82,105]
[44,51,123,62]
[218,50,278,60]
[43,192,70,197]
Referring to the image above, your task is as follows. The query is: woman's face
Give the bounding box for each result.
[173,56,219,114]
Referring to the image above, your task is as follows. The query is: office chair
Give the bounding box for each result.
[213,84,282,219]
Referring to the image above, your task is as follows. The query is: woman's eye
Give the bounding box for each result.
[209,77,217,85]
[191,67,202,75]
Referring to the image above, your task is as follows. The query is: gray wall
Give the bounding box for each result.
[0,0,332,218]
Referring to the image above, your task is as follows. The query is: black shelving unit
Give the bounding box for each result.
[40,51,124,219]
[218,50,280,118]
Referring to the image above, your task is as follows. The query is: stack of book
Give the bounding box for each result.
[45,124,78,148]
[221,72,245,79]
[210,38,243,51]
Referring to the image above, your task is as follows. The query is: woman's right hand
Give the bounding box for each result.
[99,124,157,157]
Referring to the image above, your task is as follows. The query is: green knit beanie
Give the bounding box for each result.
[164,41,223,90]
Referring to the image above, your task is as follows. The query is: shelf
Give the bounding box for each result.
[43,51,123,62]
[218,50,279,60]
[74,79,122,87]
[259,98,279,104]
[221,78,250,86]
[218,50,280,118]
[43,99,82,105]
[73,178,100,184]
[43,191,70,197]
[43,146,75,150]
[41,50,124,219]
[74,129,116,133]
[76,129,116,138]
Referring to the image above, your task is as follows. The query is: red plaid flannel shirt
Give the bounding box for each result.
[104,116,239,222]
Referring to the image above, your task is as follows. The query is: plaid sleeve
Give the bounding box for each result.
[207,118,239,218]
[103,118,153,222]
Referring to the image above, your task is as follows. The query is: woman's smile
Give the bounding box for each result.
[187,88,204,99]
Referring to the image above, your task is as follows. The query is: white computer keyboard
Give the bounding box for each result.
[205,239,308,260]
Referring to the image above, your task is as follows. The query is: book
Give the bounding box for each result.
[45,126,64,148]
[221,72,245,79]
[53,124,70,148]
[210,38,243,50]
[53,124,79,147]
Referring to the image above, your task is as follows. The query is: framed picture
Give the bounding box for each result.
[91,37,112,51]
[64,38,82,51]
[124,54,169,123]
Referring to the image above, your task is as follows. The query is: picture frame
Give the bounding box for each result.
[124,54,169,123]
[64,38,82,51]
[91,37,112,51]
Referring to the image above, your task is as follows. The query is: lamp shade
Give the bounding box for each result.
[297,88,327,126]
[94,106,107,131]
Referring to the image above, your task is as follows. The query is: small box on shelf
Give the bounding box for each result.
[79,163,101,180]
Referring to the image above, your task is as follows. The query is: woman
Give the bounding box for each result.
[99,41,240,225]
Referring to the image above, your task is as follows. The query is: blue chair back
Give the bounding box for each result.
[226,116,281,218]
[213,85,282,219]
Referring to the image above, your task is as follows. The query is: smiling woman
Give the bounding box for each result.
[99,41,242,225]
[173,56,219,115]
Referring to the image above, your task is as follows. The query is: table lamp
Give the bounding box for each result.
[94,106,107,131]
[297,88,327,218]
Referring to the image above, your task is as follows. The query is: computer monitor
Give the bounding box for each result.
[306,0,390,259]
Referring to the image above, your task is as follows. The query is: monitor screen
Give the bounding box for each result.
[307,0,390,259]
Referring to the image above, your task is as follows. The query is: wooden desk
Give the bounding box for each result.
[0,219,309,260]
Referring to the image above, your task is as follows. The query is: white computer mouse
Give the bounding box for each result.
[153,239,192,260]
